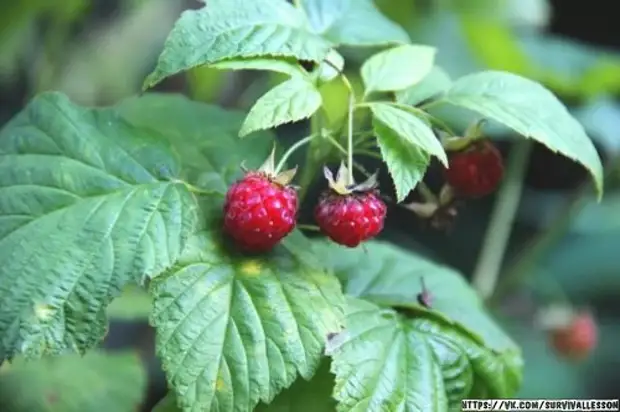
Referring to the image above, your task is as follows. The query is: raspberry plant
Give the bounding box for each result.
[0,0,605,411]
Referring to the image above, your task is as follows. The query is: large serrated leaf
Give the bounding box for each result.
[373,119,430,202]
[300,0,410,46]
[144,0,332,89]
[317,241,522,411]
[432,70,604,198]
[0,351,146,412]
[0,92,198,360]
[149,224,345,412]
[240,77,323,137]
[361,45,436,96]
[369,102,448,166]
[116,93,274,193]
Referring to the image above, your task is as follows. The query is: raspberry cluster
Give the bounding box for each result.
[222,136,505,252]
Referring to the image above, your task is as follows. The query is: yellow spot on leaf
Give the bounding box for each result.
[34,303,54,321]
[240,260,262,277]
[216,376,226,391]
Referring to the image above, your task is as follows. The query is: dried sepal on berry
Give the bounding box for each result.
[241,146,298,186]
[405,183,458,230]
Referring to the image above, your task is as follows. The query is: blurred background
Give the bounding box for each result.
[0,0,619,410]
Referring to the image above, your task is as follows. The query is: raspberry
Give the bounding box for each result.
[314,164,387,248]
[549,311,597,360]
[444,140,504,198]
[223,152,298,252]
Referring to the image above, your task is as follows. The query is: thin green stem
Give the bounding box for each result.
[428,115,456,137]
[355,149,382,160]
[297,224,321,232]
[297,115,322,202]
[274,134,315,174]
[472,141,532,300]
[489,172,605,305]
[181,181,225,197]
[341,74,356,183]
[359,101,456,136]
[324,132,347,155]
[419,99,442,111]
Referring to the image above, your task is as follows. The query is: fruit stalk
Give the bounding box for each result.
[274,134,315,174]
[341,74,356,185]
[472,141,532,299]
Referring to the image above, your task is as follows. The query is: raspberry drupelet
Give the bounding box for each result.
[223,151,298,252]
[314,163,387,248]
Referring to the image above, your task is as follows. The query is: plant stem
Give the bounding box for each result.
[181,181,225,197]
[471,141,532,300]
[489,173,599,305]
[355,149,382,160]
[324,132,347,154]
[297,224,321,232]
[340,74,356,183]
[297,115,322,202]
[274,134,315,174]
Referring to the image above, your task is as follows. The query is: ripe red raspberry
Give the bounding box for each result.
[314,164,387,248]
[444,139,504,198]
[549,311,597,361]
[223,152,298,252]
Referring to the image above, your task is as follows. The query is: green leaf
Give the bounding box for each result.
[432,70,604,197]
[240,78,322,136]
[116,93,273,194]
[210,57,308,78]
[0,351,146,412]
[361,44,436,96]
[395,66,452,106]
[300,0,410,46]
[149,226,345,412]
[373,119,430,202]
[369,102,448,166]
[318,241,523,410]
[144,0,333,89]
[255,359,336,412]
[0,92,198,360]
